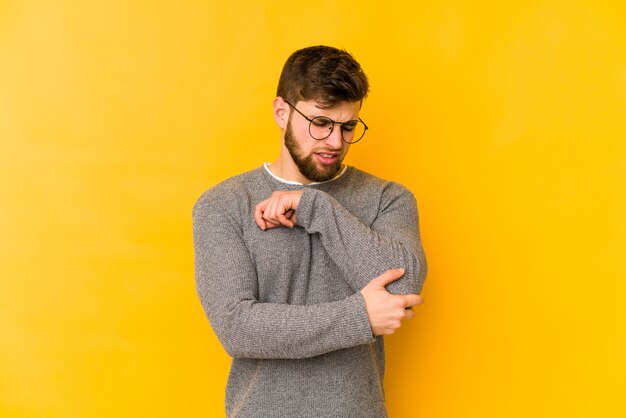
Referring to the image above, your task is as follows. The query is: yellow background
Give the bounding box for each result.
[1,1,624,417]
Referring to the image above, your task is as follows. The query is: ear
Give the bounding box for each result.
[273,97,289,129]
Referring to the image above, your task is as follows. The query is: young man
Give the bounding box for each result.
[193,45,427,417]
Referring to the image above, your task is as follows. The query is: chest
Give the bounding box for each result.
[242,216,355,304]
[240,187,380,303]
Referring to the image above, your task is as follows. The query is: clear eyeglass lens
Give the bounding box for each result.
[309,117,334,139]
[309,117,366,143]
[340,120,366,143]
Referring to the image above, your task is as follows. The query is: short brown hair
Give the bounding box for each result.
[276,45,369,108]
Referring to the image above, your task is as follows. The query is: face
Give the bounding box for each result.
[283,100,361,183]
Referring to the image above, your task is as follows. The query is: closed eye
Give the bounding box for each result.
[311,117,333,128]
[341,121,359,131]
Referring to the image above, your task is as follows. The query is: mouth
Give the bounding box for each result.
[315,151,340,165]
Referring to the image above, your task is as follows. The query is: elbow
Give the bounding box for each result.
[413,252,427,294]
[196,296,249,359]
[212,318,255,359]
[209,301,277,359]
[209,308,257,359]
[219,335,246,359]
[387,250,427,295]
[410,248,427,294]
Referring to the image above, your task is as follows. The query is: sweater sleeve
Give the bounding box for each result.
[192,195,375,360]
[296,183,427,295]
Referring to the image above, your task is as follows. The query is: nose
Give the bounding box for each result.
[322,123,344,148]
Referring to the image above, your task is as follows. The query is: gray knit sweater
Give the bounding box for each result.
[192,164,426,417]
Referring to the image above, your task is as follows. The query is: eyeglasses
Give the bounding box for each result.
[284,100,368,144]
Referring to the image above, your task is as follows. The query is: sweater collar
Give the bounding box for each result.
[262,163,348,186]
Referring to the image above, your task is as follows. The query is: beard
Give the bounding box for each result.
[284,121,343,183]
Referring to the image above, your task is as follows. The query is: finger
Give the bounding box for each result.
[265,195,284,223]
[264,220,282,230]
[262,197,277,222]
[372,268,405,287]
[266,217,281,226]
[277,213,295,228]
[265,196,294,226]
[404,308,415,320]
[284,209,297,226]
[275,197,295,223]
[254,200,269,230]
[404,294,423,308]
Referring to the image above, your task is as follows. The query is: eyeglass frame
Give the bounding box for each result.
[283,99,369,144]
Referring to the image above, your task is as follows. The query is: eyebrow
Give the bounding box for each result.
[309,107,358,122]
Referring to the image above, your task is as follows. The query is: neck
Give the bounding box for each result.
[269,149,313,184]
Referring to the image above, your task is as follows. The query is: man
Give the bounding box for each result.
[193,45,427,417]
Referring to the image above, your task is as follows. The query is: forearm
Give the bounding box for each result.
[193,197,374,360]
[296,187,427,294]
[196,287,374,359]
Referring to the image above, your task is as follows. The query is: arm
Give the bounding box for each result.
[297,185,426,294]
[256,184,427,295]
[192,196,375,359]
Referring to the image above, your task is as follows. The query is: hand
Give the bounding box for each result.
[360,268,423,336]
[254,190,304,230]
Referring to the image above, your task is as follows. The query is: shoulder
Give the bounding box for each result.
[344,167,415,200]
[192,167,264,217]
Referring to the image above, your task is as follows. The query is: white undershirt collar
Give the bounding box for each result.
[263,163,348,186]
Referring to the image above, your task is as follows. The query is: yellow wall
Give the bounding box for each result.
[1,1,624,417]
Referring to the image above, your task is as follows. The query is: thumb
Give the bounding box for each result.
[372,268,405,288]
